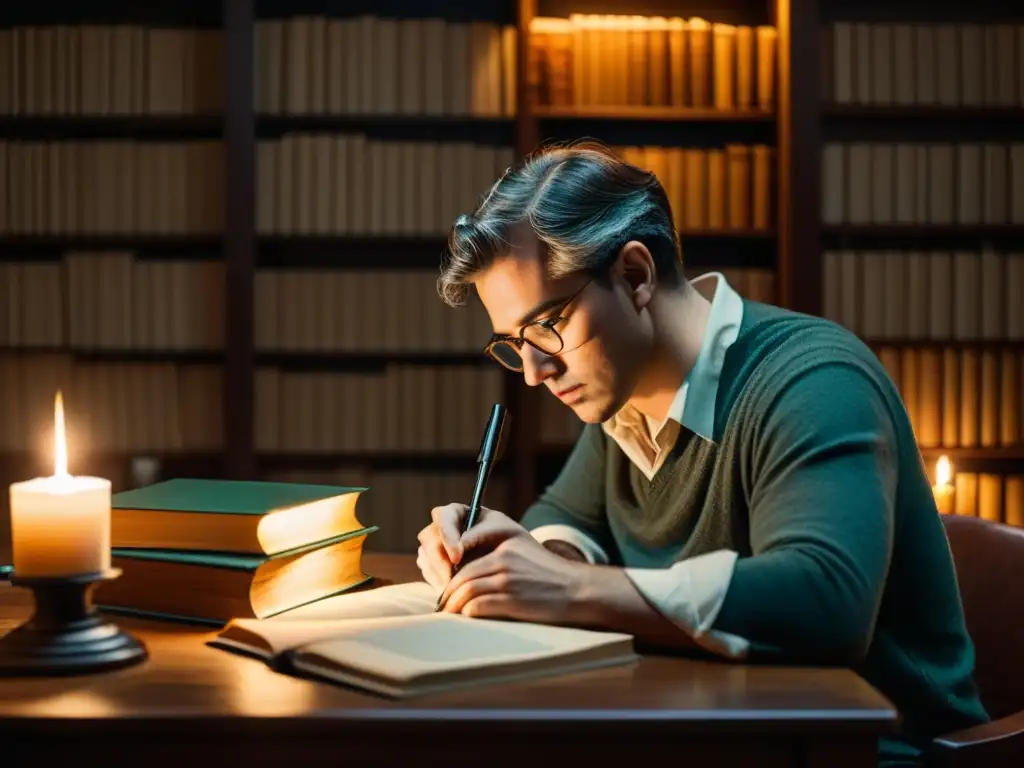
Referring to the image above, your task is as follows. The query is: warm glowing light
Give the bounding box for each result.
[54,390,68,478]
[8,391,112,577]
[932,455,955,515]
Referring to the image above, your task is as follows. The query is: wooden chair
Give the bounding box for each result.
[928,514,1024,766]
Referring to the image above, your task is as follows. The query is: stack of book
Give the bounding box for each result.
[94,478,377,625]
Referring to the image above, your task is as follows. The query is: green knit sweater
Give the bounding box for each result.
[521,300,989,766]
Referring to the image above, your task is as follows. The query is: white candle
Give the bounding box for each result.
[9,391,111,578]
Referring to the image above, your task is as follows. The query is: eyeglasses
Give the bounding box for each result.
[484,280,592,372]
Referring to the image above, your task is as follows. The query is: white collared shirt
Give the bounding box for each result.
[530,272,751,658]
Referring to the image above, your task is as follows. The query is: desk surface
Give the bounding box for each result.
[0,554,895,728]
[0,554,899,766]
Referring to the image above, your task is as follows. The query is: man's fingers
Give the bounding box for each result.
[438,550,504,610]
[442,572,510,615]
[431,503,468,563]
[416,547,448,591]
[461,593,516,619]
[416,526,453,588]
[459,513,521,553]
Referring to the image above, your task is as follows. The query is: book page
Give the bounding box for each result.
[214,582,440,655]
[291,614,638,696]
[273,581,439,620]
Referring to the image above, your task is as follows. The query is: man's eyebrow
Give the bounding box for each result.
[493,295,568,336]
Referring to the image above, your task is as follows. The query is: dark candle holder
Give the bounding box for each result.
[0,568,147,676]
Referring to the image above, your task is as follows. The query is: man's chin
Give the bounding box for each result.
[572,399,616,425]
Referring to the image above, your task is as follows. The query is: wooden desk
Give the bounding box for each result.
[0,554,897,768]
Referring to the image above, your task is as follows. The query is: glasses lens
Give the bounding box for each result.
[489,341,523,370]
[522,324,563,355]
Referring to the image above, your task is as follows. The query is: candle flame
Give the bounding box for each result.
[54,390,68,478]
[936,455,952,486]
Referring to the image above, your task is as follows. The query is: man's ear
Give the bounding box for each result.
[615,241,656,310]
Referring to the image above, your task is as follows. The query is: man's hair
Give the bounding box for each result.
[437,140,683,307]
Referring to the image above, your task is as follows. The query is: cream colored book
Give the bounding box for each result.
[211,581,638,698]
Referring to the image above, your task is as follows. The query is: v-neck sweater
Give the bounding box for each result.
[521,299,989,766]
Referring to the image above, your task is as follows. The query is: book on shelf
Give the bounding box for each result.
[821,141,1024,228]
[0,25,222,116]
[109,477,367,555]
[210,581,638,698]
[821,21,1023,108]
[254,16,516,117]
[528,14,776,112]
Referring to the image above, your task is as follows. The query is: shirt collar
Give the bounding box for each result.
[604,271,744,442]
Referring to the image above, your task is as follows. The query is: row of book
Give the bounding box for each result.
[0,140,225,236]
[255,16,516,117]
[265,468,511,556]
[254,135,776,237]
[0,25,221,116]
[529,15,776,111]
[822,22,1023,107]
[822,249,1024,342]
[875,346,1022,450]
[3,256,779,357]
[1,254,224,351]
[0,355,222,454]
[256,133,513,237]
[255,268,489,354]
[255,365,505,456]
[943,472,1024,527]
[821,142,1024,226]
[622,144,774,232]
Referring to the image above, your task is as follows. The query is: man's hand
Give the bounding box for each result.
[436,528,586,624]
[415,503,526,591]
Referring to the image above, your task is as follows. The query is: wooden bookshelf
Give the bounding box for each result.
[813,2,1024,524]
[534,105,773,121]
[4,0,1020,553]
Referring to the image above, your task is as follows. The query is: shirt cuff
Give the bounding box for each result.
[624,549,751,659]
[529,524,610,565]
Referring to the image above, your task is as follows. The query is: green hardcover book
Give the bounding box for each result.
[95,525,378,624]
[110,478,369,556]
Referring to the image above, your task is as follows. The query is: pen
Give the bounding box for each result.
[435,402,510,612]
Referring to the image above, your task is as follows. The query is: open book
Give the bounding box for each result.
[210,581,639,698]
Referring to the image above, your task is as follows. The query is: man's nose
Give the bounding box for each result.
[520,345,557,387]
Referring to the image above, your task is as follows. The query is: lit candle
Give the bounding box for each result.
[9,391,111,578]
[932,455,955,515]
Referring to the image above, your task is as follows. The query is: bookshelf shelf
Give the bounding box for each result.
[0,236,223,258]
[865,339,1024,351]
[822,106,1024,121]
[822,225,1024,237]
[257,237,448,269]
[0,349,224,364]
[256,352,488,370]
[919,447,1024,461]
[255,114,517,143]
[680,229,775,240]
[534,106,775,122]
[0,115,224,140]
[820,225,1024,249]
[257,452,485,473]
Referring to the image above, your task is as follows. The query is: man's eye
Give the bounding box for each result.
[537,317,562,329]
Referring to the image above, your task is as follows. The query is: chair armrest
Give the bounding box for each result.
[928,710,1024,767]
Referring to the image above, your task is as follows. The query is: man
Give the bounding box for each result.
[415,141,988,766]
